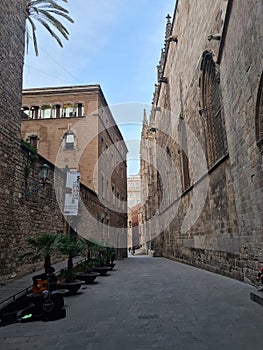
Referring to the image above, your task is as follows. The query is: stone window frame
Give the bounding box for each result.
[200,51,228,168]
[178,115,190,192]
[255,71,263,153]
[26,134,39,149]
[63,130,76,150]
[30,105,40,119]
[40,104,52,119]
[23,102,85,119]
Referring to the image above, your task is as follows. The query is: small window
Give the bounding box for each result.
[41,104,52,118]
[76,103,84,116]
[28,135,38,149]
[64,131,75,150]
[63,103,74,118]
[55,104,61,118]
[31,106,39,119]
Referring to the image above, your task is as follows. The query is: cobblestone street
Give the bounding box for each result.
[0,256,261,350]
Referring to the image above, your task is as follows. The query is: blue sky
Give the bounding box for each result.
[23,0,176,174]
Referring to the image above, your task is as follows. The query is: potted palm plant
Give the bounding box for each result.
[54,234,85,295]
[74,261,100,284]
[90,246,111,276]
[22,232,58,272]
[73,239,101,282]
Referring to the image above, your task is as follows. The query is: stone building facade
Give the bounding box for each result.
[127,174,141,208]
[21,85,128,197]
[141,0,263,282]
[0,0,27,283]
[21,85,128,255]
[127,175,142,249]
[0,3,127,284]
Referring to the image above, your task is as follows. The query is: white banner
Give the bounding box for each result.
[64,171,80,216]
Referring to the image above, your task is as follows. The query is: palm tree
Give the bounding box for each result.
[25,0,74,55]
[22,232,58,272]
[55,234,84,271]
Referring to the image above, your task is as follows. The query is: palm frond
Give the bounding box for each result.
[26,15,39,55]
[37,18,64,47]
[25,0,74,56]
[36,10,70,37]
[54,234,84,256]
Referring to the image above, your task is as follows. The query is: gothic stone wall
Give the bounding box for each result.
[152,0,262,282]
[0,1,26,283]
[0,2,67,284]
[0,2,127,284]
[0,143,116,284]
[1,147,66,283]
[220,0,263,280]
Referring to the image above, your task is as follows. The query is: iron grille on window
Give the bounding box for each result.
[201,51,228,168]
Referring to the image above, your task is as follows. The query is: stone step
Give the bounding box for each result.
[250,290,263,306]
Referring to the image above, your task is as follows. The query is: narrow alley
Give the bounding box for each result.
[0,256,261,350]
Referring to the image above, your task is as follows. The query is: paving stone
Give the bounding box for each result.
[0,257,262,350]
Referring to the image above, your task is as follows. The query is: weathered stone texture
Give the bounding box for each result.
[0,1,26,283]
[220,0,263,279]
[0,3,127,284]
[142,0,262,282]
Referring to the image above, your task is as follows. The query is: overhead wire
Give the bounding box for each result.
[24,33,84,86]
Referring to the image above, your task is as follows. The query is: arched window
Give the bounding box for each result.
[21,106,30,119]
[64,131,75,150]
[41,104,52,118]
[255,72,263,152]
[62,103,74,118]
[27,134,38,149]
[53,104,61,118]
[75,102,84,116]
[30,106,39,119]
[200,51,227,167]
[179,115,190,191]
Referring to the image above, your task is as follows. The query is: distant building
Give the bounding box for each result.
[127,175,142,249]
[21,85,128,255]
[127,174,141,208]
[21,85,127,198]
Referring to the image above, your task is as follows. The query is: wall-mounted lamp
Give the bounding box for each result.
[26,163,50,198]
[208,34,221,41]
[39,164,50,186]
[159,77,168,84]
